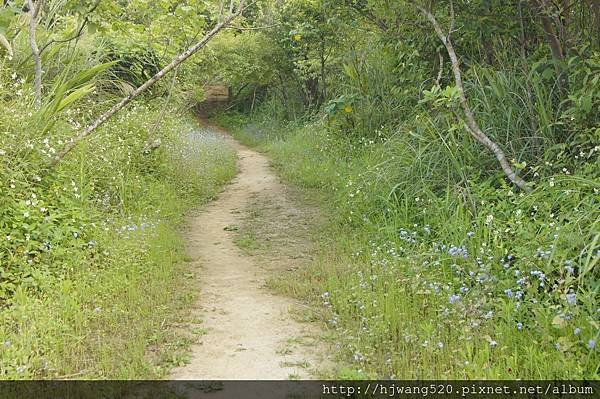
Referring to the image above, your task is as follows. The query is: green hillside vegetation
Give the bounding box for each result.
[0,0,236,378]
[0,0,598,380]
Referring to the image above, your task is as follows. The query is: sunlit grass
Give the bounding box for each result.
[218,111,599,380]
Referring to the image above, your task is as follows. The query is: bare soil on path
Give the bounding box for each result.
[169,124,329,380]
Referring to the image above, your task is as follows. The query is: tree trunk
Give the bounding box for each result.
[531,0,568,92]
[559,0,571,53]
[304,77,319,109]
[483,38,495,66]
[482,1,495,65]
[319,32,327,102]
[250,87,256,113]
[535,1,564,61]
[278,73,289,118]
[589,0,600,47]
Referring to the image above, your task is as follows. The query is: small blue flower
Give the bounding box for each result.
[555,342,561,350]
[449,294,460,304]
[562,312,573,321]
[517,322,523,330]
[574,328,581,336]
[588,340,596,350]
[504,289,514,298]
[515,290,524,300]
[448,245,468,259]
[566,293,577,305]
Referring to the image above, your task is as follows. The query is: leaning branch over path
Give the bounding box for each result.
[412,1,531,192]
[27,0,44,109]
[51,0,247,168]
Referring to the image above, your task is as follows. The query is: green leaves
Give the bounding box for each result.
[63,61,116,90]
[420,85,460,108]
[0,6,16,35]
[324,94,356,117]
[56,84,95,113]
[42,61,116,119]
[343,64,358,83]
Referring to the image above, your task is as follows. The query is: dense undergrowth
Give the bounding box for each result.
[0,0,240,379]
[0,77,236,378]
[217,90,599,379]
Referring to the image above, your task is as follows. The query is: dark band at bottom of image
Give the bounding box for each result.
[0,380,598,399]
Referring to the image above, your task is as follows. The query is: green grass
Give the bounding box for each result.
[215,112,599,380]
[234,232,261,252]
[0,105,237,379]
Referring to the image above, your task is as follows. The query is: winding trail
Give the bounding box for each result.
[170,124,325,380]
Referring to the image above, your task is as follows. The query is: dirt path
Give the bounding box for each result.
[169,124,327,380]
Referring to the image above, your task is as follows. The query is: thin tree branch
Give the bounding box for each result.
[39,17,87,54]
[436,50,444,86]
[226,24,280,30]
[39,0,101,54]
[50,1,248,168]
[449,0,456,35]
[27,0,43,109]
[342,0,390,32]
[413,1,531,192]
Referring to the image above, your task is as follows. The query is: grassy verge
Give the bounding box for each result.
[215,112,599,380]
[0,108,237,379]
